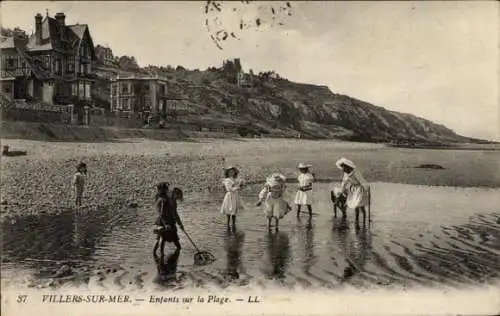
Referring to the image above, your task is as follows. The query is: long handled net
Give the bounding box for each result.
[182,230,216,266]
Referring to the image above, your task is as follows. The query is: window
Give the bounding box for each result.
[55,59,62,75]
[111,84,117,96]
[72,83,77,96]
[121,83,129,94]
[68,61,74,73]
[79,82,85,97]
[121,99,130,111]
[43,56,50,69]
[3,85,12,93]
[145,95,152,110]
[85,83,91,99]
[6,57,15,69]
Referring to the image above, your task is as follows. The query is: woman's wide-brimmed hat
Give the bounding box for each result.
[297,163,312,169]
[335,158,356,171]
[267,173,286,186]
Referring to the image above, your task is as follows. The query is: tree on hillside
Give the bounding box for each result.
[117,55,140,71]
[1,27,28,42]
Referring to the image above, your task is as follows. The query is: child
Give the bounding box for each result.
[153,182,185,256]
[294,163,315,217]
[256,173,292,230]
[72,162,87,207]
[334,158,371,228]
[220,166,244,230]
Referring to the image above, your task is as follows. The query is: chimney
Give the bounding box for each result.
[35,13,43,44]
[55,12,66,26]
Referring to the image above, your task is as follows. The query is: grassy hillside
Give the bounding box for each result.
[87,58,491,144]
[147,65,485,144]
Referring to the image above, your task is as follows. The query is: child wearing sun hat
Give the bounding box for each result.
[220,166,244,230]
[334,158,371,227]
[294,163,315,217]
[256,173,292,230]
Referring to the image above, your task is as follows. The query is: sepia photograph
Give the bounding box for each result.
[1,1,499,315]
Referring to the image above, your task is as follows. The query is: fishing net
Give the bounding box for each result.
[182,230,216,266]
[193,251,216,266]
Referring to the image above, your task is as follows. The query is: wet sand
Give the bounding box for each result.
[1,138,499,291]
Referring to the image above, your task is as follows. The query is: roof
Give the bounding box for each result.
[67,24,87,39]
[0,36,15,49]
[26,17,93,55]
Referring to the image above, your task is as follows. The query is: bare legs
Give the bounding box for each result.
[226,215,236,231]
[267,217,279,231]
[153,234,181,257]
[296,204,313,217]
[355,207,367,229]
[153,237,167,257]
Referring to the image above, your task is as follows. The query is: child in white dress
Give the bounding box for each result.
[220,166,244,230]
[334,158,371,227]
[294,163,315,217]
[256,173,292,230]
[72,162,87,207]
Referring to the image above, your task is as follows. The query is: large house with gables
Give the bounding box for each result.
[0,12,97,106]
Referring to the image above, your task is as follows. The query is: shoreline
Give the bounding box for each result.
[1,121,498,151]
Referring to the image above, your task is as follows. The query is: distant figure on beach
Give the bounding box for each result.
[294,163,315,217]
[2,145,27,157]
[154,182,185,256]
[72,162,87,207]
[333,158,371,228]
[257,173,292,230]
[220,166,244,230]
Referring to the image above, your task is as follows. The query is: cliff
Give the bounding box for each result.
[142,63,485,144]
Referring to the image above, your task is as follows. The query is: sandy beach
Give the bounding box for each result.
[1,138,499,291]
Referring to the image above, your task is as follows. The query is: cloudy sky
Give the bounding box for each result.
[1,1,498,141]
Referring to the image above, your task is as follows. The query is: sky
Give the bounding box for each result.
[1,1,498,141]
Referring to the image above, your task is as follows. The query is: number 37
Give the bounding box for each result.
[17,295,27,303]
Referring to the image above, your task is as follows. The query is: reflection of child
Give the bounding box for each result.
[257,173,291,230]
[220,166,244,230]
[72,162,87,207]
[334,158,371,227]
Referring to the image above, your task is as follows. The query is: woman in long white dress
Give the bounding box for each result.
[334,158,371,227]
[257,173,292,230]
[220,166,244,230]
[294,163,315,217]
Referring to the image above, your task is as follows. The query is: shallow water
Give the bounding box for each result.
[1,182,499,290]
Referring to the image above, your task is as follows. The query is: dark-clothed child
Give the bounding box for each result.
[153,182,185,256]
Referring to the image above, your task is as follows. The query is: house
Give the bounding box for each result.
[0,12,97,105]
[95,45,114,66]
[95,45,119,80]
[109,74,169,113]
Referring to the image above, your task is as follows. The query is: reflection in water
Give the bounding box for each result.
[263,231,291,280]
[224,230,245,279]
[1,206,111,265]
[153,249,181,285]
[296,217,315,273]
[331,217,372,281]
[348,227,372,274]
[2,182,499,290]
